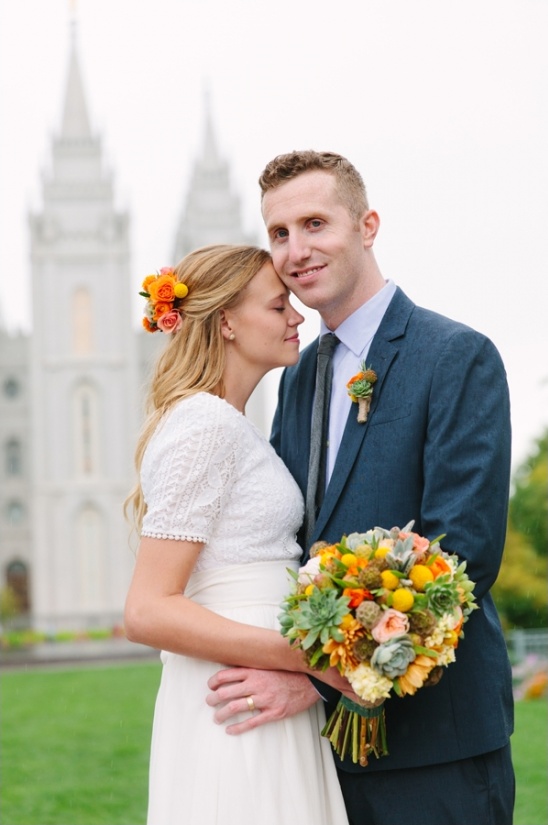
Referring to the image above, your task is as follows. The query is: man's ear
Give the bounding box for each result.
[360,209,380,249]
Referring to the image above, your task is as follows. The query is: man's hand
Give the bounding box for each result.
[206,667,319,734]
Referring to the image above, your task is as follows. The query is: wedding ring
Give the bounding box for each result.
[246,695,255,712]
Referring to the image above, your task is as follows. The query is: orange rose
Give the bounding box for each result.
[148,274,176,302]
[153,301,172,320]
[142,274,157,292]
[429,556,452,578]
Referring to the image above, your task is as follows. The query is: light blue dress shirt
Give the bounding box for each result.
[319,280,397,484]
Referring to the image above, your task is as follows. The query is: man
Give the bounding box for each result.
[208,151,514,825]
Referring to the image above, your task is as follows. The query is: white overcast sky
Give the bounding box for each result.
[0,0,546,469]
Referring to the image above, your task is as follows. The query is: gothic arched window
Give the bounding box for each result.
[6,560,30,612]
[3,378,20,399]
[72,287,94,355]
[6,500,25,524]
[5,439,22,476]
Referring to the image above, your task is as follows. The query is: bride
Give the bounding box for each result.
[124,244,351,825]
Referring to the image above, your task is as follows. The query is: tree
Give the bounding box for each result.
[493,525,547,629]
[509,431,547,557]
[493,430,548,629]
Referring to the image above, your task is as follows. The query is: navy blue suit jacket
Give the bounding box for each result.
[271,287,514,772]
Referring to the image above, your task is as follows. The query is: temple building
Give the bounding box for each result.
[0,24,261,632]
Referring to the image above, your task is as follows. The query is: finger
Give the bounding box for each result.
[206,687,244,708]
[206,690,222,708]
[225,709,281,736]
[207,667,248,690]
[211,695,259,723]
[205,679,255,707]
[225,718,261,735]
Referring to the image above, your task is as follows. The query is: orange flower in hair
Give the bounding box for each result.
[153,302,172,321]
[148,274,176,302]
[139,267,189,334]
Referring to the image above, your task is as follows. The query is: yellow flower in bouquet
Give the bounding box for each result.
[279,521,478,766]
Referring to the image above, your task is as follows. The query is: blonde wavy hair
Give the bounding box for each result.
[125,244,272,533]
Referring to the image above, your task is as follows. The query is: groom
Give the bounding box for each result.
[208,150,515,825]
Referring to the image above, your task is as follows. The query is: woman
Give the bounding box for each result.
[124,245,350,825]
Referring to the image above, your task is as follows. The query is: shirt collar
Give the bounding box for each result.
[320,280,397,357]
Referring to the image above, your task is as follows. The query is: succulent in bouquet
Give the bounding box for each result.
[279,522,478,766]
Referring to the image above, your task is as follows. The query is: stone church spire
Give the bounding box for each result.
[172,88,254,263]
[27,16,138,630]
[202,86,219,168]
[60,20,92,141]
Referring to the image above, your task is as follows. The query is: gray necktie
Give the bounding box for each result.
[304,333,339,551]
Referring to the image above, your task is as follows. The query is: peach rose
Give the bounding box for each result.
[371,608,410,643]
[157,309,183,334]
[400,531,430,556]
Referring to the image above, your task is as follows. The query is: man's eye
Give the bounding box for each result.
[309,219,322,228]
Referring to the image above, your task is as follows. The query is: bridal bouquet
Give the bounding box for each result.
[279,522,478,766]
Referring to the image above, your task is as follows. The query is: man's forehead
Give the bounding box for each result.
[262,171,337,224]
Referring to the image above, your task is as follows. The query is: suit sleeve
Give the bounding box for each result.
[421,328,511,598]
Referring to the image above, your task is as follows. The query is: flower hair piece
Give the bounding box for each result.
[347,362,377,423]
[140,267,189,334]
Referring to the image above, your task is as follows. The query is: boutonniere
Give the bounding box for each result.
[346,362,377,423]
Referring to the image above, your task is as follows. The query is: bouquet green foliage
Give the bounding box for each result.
[279,522,478,765]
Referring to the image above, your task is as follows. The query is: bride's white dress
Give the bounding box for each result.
[140,392,349,825]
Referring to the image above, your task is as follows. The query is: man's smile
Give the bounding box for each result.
[291,265,325,279]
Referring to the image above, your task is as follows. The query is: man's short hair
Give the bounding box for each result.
[259,150,369,220]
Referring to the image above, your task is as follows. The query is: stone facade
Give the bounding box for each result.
[0,30,262,631]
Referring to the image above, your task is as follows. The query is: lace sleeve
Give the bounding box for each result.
[140,395,239,543]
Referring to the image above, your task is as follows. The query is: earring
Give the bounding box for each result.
[229,332,235,341]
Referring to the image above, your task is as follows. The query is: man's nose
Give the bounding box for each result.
[288,234,311,264]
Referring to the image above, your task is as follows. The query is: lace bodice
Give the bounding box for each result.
[140,393,304,572]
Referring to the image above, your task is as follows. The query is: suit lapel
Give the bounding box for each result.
[313,288,414,539]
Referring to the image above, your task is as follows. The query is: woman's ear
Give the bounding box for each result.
[220,309,234,341]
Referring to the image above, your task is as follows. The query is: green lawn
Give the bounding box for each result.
[1,660,547,824]
[1,660,160,825]
[510,698,548,825]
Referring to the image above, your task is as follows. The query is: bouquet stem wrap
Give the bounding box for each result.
[321,696,388,766]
